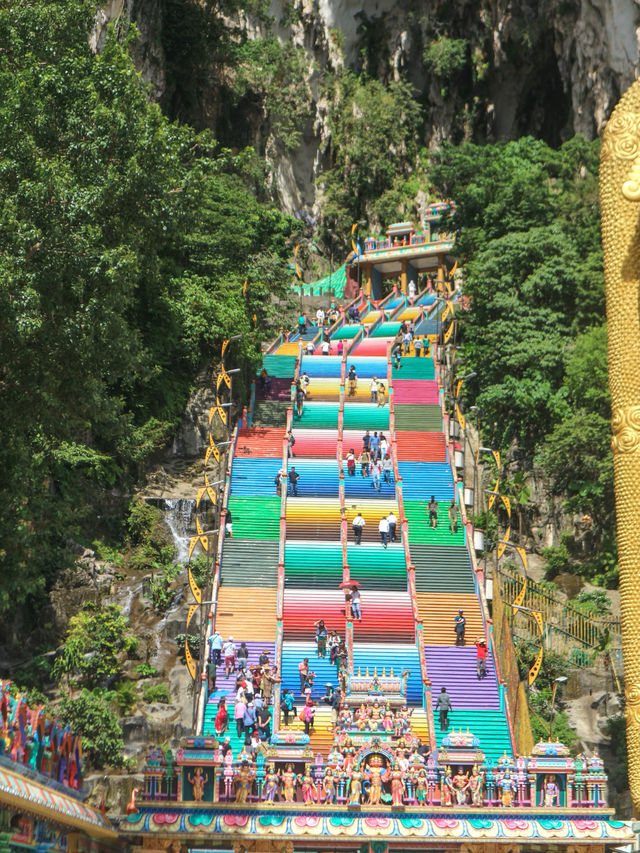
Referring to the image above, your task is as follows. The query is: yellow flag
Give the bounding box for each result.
[528,647,544,686]
[186,603,198,629]
[185,639,197,680]
[188,565,202,604]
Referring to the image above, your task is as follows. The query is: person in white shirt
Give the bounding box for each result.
[321,340,330,355]
[305,340,314,355]
[382,454,393,485]
[379,516,390,549]
[223,637,236,677]
[316,308,325,326]
[370,377,378,403]
[352,512,365,545]
[408,279,416,300]
[387,511,398,542]
[380,435,389,457]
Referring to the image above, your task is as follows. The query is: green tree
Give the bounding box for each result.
[0,2,298,635]
[58,690,125,769]
[53,604,137,688]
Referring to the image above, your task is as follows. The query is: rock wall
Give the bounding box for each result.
[95,0,640,215]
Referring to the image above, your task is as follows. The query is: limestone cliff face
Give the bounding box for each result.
[95,0,640,212]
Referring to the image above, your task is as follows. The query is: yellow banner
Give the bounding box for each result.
[512,576,527,610]
[188,535,199,559]
[455,378,464,398]
[528,646,544,686]
[188,565,202,604]
[186,603,198,629]
[532,610,544,635]
[455,402,466,430]
[516,546,528,572]
[185,638,197,680]
[488,479,500,509]
[443,321,454,343]
[501,495,511,517]
[497,526,511,559]
[221,339,229,358]
[242,279,247,296]
[493,450,501,469]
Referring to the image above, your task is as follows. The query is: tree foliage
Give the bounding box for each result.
[53,603,137,688]
[0,2,299,629]
[58,689,125,769]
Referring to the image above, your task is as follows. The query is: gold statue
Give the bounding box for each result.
[601,79,640,815]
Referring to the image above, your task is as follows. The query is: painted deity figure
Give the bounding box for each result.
[348,763,363,805]
[441,766,453,806]
[263,765,279,802]
[343,739,356,774]
[356,704,368,730]
[234,762,253,804]
[468,765,484,807]
[383,706,394,731]
[223,751,234,799]
[450,766,470,806]
[498,770,516,807]
[390,762,405,806]
[301,765,316,804]
[366,755,389,805]
[543,774,560,808]
[416,770,428,805]
[187,766,208,802]
[322,768,336,804]
[370,701,382,728]
[281,764,298,803]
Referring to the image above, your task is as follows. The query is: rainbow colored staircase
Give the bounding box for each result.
[204,291,514,768]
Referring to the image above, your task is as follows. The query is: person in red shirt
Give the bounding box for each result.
[476,637,488,679]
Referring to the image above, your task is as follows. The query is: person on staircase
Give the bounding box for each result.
[448,499,458,534]
[387,510,397,542]
[256,702,272,741]
[321,338,331,356]
[316,307,326,327]
[379,515,390,548]
[428,495,439,529]
[237,641,249,670]
[351,586,362,621]
[314,619,328,657]
[259,648,270,666]
[224,508,233,537]
[346,448,356,476]
[414,336,422,357]
[348,365,358,396]
[282,689,295,727]
[370,377,378,403]
[382,453,393,486]
[359,447,370,477]
[288,466,300,496]
[371,458,382,492]
[392,341,402,369]
[215,697,228,738]
[234,696,247,739]
[243,700,257,744]
[301,698,315,735]
[298,658,310,694]
[295,382,305,416]
[370,431,380,457]
[476,638,488,679]
[286,430,296,458]
[298,313,307,336]
[208,629,223,667]
[454,610,466,646]
[377,380,387,407]
[274,469,283,496]
[305,340,314,356]
[435,687,453,731]
[259,368,272,396]
[352,512,365,544]
[223,636,237,677]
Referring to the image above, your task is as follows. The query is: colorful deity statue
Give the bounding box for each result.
[281,763,298,803]
[365,755,389,805]
[322,768,336,804]
[383,705,394,731]
[498,769,516,807]
[328,742,344,769]
[450,766,470,806]
[263,764,279,802]
[234,762,253,804]
[390,762,405,806]
[543,774,560,807]
[468,765,484,807]
[370,700,382,728]
[356,704,368,730]
[301,765,316,804]
[416,769,428,805]
[441,765,453,806]
[343,739,356,774]
[187,766,208,802]
[348,763,363,805]
[223,751,234,799]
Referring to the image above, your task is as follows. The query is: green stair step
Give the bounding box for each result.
[343,405,390,430]
[404,500,465,545]
[260,355,297,378]
[435,710,513,764]
[371,322,402,338]
[285,542,343,588]
[203,701,246,752]
[227,496,281,540]
[347,545,407,590]
[394,404,441,431]
[294,403,340,429]
[253,401,290,427]
[392,359,436,380]
[221,539,279,587]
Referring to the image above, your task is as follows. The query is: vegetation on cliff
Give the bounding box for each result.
[0,0,299,638]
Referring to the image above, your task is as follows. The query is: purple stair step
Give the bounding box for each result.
[206,640,276,704]
[425,646,501,710]
[256,378,292,402]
